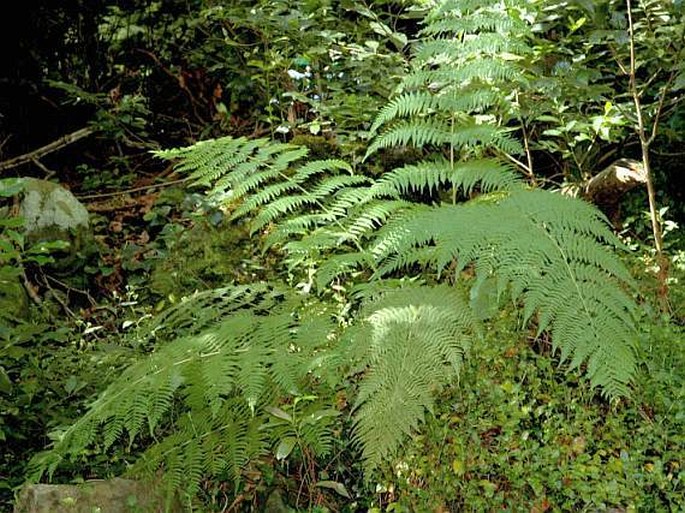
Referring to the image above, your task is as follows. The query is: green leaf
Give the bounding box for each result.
[6,230,24,247]
[315,480,351,498]
[0,366,11,394]
[0,217,24,228]
[27,240,70,254]
[302,408,340,426]
[275,437,297,460]
[64,376,77,394]
[674,70,685,91]
[265,406,292,423]
[0,178,27,197]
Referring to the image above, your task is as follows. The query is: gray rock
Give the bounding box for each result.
[19,178,89,235]
[14,478,183,513]
[15,178,95,273]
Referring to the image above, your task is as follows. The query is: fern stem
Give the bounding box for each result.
[450,114,456,205]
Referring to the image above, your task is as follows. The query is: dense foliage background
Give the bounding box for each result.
[1,1,683,512]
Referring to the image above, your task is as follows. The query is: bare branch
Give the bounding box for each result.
[0,127,95,173]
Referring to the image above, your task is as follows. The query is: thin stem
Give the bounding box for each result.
[626,0,668,308]
[450,114,456,204]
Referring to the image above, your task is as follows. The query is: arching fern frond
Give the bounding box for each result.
[28,290,341,499]
[367,189,638,398]
[374,158,520,197]
[367,119,523,157]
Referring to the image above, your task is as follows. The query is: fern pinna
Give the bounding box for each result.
[29,0,639,503]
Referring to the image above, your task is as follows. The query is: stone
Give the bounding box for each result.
[16,178,96,273]
[19,178,89,236]
[14,478,182,513]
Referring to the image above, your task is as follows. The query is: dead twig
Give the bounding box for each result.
[0,127,95,173]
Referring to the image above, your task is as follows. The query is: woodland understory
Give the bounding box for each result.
[0,1,684,512]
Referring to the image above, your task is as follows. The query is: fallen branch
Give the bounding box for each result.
[0,126,95,173]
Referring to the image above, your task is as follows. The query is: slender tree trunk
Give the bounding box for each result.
[626,0,669,310]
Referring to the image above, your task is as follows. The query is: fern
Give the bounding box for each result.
[28,288,341,499]
[32,0,642,502]
[367,189,637,397]
[367,119,520,156]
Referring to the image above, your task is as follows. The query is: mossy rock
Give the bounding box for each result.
[290,134,339,160]
[149,220,259,297]
[14,478,182,513]
[19,178,89,234]
[17,178,96,273]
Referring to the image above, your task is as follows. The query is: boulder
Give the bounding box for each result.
[15,178,96,273]
[14,478,182,513]
[19,178,89,236]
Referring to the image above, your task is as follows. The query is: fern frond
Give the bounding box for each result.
[374,158,520,197]
[368,190,638,397]
[422,10,521,36]
[405,59,522,90]
[231,158,352,219]
[250,175,370,233]
[345,285,477,471]
[154,136,254,183]
[369,91,439,134]
[414,33,528,62]
[370,90,502,136]
[226,146,308,198]
[368,120,521,157]
[28,288,339,493]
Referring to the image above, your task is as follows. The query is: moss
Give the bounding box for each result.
[149,220,260,297]
[290,134,340,160]
[0,274,29,322]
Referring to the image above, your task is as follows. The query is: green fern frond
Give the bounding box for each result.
[423,12,517,36]
[314,252,376,290]
[370,90,501,135]
[367,119,451,155]
[263,214,336,249]
[414,33,528,62]
[250,175,370,233]
[231,158,351,218]
[154,136,251,181]
[340,200,411,239]
[28,289,340,492]
[226,146,308,198]
[374,158,520,197]
[403,59,522,90]
[345,285,477,471]
[368,120,521,157]
[369,92,439,134]
[367,190,638,397]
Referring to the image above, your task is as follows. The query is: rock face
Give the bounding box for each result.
[14,479,182,513]
[16,178,96,273]
[19,178,89,236]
